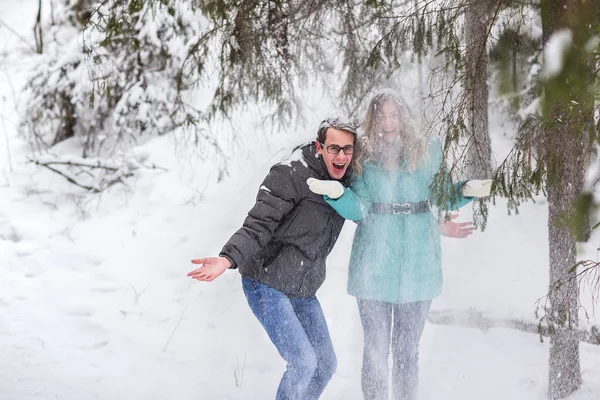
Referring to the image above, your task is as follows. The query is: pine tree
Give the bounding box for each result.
[21,4,600,397]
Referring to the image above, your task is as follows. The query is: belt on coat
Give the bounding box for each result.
[370,201,429,215]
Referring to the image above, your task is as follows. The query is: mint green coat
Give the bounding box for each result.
[326,143,473,304]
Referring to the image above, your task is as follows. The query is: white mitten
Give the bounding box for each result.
[461,179,492,197]
[306,178,345,199]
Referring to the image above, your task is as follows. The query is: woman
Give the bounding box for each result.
[307,91,490,400]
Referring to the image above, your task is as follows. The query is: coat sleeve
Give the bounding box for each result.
[428,142,474,211]
[324,175,372,221]
[219,164,301,269]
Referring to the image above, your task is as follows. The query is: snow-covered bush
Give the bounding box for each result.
[21,0,212,158]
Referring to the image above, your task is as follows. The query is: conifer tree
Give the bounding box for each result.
[21,3,600,396]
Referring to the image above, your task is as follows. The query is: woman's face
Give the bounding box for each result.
[376,100,402,144]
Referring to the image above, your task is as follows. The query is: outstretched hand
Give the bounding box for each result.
[438,214,475,238]
[306,178,345,199]
[461,179,492,197]
[187,256,232,282]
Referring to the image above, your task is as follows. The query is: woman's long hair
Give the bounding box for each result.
[354,92,428,176]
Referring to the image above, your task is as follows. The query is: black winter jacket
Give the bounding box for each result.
[220,142,349,297]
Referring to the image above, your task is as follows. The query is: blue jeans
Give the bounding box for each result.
[357,298,431,400]
[242,278,337,400]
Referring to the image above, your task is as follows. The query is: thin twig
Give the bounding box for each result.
[1,100,13,173]
[163,305,188,353]
[127,282,150,305]
[0,19,36,53]
[234,353,247,387]
[100,173,133,191]
[34,161,99,191]
[33,159,120,171]
[28,157,136,192]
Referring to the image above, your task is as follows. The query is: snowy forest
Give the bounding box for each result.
[1,0,600,399]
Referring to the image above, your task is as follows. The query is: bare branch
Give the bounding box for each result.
[428,308,600,346]
[0,19,36,53]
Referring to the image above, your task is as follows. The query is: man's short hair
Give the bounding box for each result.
[317,117,358,144]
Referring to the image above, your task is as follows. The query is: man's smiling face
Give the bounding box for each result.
[316,127,355,180]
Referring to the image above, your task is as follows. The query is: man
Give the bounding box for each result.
[187,118,358,400]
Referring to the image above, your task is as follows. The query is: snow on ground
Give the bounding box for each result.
[1,1,600,400]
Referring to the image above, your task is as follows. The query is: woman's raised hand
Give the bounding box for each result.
[438,214,475,238]
[461,179,492,197]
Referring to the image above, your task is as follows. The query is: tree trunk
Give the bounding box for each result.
[464,0,492,179]
[546,168,583,400]
[540,0,597,398]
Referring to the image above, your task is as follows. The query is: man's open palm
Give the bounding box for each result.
[187,257,231,282]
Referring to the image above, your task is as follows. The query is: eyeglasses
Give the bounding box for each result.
[319,143,354,155]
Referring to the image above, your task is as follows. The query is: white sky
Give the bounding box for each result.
[1,1,599,399]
